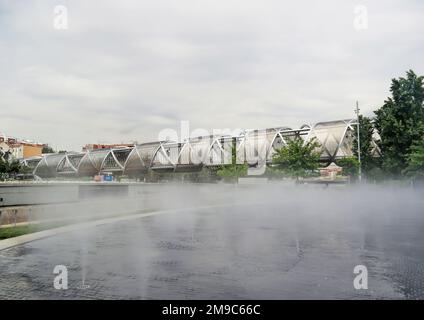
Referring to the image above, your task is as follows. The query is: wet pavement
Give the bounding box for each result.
[0,186,424,299]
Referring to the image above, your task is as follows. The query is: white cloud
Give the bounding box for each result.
[0,0,423,151]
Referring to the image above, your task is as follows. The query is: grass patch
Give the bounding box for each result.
[0,209,153,241]
[0,222,66,240]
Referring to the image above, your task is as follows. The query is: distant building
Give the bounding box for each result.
[10,142,45,158]
[82,143,135,152]
[0,135,17,145]
[0,132,45,160]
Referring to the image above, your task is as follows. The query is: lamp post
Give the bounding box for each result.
[355,101,362,182]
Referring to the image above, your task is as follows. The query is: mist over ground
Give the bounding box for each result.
[0,183,423,299]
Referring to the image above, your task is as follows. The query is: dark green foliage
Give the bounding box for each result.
[374,70,424,176]
[353,115,378,173]
[19,165,34,174]
[404,135,424,177]
[217,143,247,182]
[0,157,7,173]
[0,158,21,179]
[336,157,359,177]
[42,145,55,154]
[7,160,21,174]
[217,164,248,182]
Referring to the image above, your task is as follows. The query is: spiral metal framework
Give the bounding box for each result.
[22,119,380,178]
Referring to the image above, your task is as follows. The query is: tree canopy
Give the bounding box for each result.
[0,157,21,180]
[217,144,247,182]
[271,138,321,179]
[42,145,55,154]
[374,70,424,176]
[336,157,359,178]
[404,134,424,177]
[353,115,378,174]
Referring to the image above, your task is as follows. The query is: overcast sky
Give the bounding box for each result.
[0,0,423,151]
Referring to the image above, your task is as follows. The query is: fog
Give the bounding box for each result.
[1,182,423,299]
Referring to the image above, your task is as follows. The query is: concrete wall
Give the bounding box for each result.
[0,182,180,207]
[0,183,246,227]
[0,183,145,207]
[0,183,79,207]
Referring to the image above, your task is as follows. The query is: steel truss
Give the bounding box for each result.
[27,119,380,178]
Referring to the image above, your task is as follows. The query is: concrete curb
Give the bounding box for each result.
[0,209,177,251]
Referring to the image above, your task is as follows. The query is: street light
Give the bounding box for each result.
[355,101,362,182]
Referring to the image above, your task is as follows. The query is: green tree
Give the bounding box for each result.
[353,115,378,173]
[217,143,248,183]
[42,145,55,154]
[19,165,34,174]
[7,160,21,174]
[336,157,359,178]
[404,135,424,177]
[0,158,21,179]
[0,157,7,174]
[374,70,424,176]
[272,138,321,179]
[182,167,219,183]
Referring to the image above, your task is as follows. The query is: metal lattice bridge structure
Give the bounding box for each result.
[22,119,380,178]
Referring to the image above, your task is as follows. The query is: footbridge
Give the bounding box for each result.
[21,119,380,179]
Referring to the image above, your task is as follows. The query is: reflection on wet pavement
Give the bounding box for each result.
[0,186,423,299]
